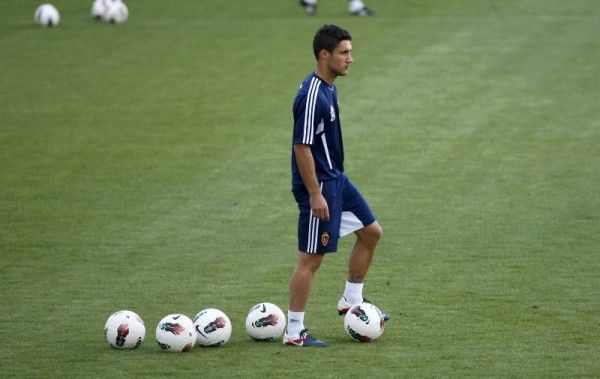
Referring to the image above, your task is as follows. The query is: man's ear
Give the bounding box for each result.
[319,49,329,61]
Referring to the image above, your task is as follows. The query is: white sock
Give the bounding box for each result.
[343,281,364,305]
[348,0,365,13]
[304,0,317,5]
[287,310,305,336]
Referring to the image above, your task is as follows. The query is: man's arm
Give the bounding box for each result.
[294,144,330,221]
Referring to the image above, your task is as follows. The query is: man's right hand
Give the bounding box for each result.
[310,192,330,221]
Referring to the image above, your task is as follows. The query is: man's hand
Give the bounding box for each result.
[310,192,330,221]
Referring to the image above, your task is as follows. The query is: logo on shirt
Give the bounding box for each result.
[330,105,336,122]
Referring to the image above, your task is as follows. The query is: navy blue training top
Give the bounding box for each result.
[291,72,345,188]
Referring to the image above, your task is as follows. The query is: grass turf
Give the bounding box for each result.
[1,0,599,377]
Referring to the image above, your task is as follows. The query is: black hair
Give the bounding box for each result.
[312,24,352,60]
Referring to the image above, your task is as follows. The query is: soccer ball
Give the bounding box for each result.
[245,302,286,341]
[155,314,196,352]
[102,0,129,24]
[193,308,232,347]
[343,303,385,342]
[34,4,60,27]
[104,310,145,349]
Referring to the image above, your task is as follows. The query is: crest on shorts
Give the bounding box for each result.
[321,232,330,247]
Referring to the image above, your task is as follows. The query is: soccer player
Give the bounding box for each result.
[299,0,374,16]
[284,24,388,347]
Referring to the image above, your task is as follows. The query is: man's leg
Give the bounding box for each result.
[284,252,328,347]
[338,221,389,321]
[289,252,323,312]
[348,0,374,15]
[299,0,317,15]
[348,221,382,284]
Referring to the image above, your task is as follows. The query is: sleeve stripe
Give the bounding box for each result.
[303,78,316,144]
[302,77,321,145]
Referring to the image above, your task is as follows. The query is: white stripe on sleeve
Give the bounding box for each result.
[303,78,321,145]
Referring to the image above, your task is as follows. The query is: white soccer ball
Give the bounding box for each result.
[104,310,146,349]
[245,302,286,341]
[193,308,232,347]
[343,303,385,342]
[155,314,196,352]
[34,4,60,27]
[102,0,128,24]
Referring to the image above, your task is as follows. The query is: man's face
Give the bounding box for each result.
[326,40,353,77]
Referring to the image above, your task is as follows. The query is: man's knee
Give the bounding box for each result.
[358,222,382,245]
[297,252,324,273]
[371,222,383,241]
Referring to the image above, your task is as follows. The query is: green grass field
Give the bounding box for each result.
[1,0,599,377]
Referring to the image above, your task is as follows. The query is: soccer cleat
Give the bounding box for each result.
[350,6,374,16]
[299,0,317,15]
[283,329,328,347]
[337,296,390,321]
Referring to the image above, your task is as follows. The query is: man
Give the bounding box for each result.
[299,0,374,16]
[284,24,388,348]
